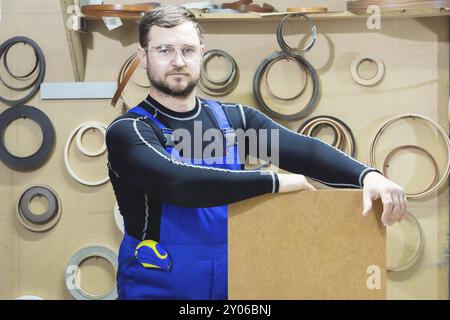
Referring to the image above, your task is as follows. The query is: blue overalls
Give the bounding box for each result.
[117,100,241,300]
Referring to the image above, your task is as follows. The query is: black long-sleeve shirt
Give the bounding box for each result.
[106,95,377,240]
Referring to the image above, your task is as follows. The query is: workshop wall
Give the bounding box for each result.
[0,0,448,299]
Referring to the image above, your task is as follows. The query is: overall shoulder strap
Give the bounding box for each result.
[128,105,175,148]
[204,99,236,147]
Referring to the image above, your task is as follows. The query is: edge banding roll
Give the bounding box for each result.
[17,185,62,232]
[298,115,356,157]
[253,51,320,120]
[263,55,308,101]
[75,122,107,157]
[198,49,239,97]
[0,105,55,171]
[65,245,118,300]
[387,211,424,273]
[64,121,109,186]
[383,145,439,197]
[276,12,317,57]
[369,114,450,199]
[350,53,385,86]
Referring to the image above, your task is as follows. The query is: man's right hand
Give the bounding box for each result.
[277,173,316,193]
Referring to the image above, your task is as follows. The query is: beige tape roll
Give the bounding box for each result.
[350,53,384,86]
[387,211,424,272]
[64,121,109,186]
[75,122,107,157]
[369,114,450,199]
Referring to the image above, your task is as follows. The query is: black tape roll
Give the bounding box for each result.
[0,105,55,171]
[0,36,46,106]
[253,51,320,120]
[19,186,59,224]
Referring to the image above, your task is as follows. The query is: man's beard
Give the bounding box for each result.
[147,68,198,97]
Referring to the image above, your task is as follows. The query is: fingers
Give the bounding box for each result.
[398,193,407,222]
[380,192,394,226]
[362,190,373,217]
[380,190,407,226]
[302,181,316,191]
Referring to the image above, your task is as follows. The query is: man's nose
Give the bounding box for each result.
[172,50,186,68]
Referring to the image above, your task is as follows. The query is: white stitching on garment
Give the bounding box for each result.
[142,193,150,240]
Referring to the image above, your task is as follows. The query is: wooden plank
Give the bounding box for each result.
[229,190,386,300]
[60,0,85,81]
[80,8,450,22]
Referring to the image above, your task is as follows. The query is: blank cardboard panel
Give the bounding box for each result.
[229,190,386,299]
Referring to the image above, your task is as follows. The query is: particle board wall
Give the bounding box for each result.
[0,0,449,299]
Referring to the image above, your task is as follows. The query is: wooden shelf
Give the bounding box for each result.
[80,8,450,22]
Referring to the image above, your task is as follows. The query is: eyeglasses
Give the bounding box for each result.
[145,45,202,61]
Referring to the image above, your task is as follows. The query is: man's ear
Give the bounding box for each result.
[137,46,147,69]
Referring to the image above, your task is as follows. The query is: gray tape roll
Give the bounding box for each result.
[65,245,118,300]
[19,186,58,224]
[17,185,61,232]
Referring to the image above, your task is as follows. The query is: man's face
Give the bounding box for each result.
[142,21,203,97]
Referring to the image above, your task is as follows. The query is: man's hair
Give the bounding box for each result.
[139,4,204,49]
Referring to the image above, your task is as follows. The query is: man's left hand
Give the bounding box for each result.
[362,171,407,226]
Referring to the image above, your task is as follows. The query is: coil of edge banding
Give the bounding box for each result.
[198,49,239,97]
[387,211,424,272]
[253,51,320,121]
[112,54,141,109]
[1,41,39,91]
[0,105,55,171]
[64,121,109,186]
[75,122,107,157]
[17,185,61,232]
[369,114,450,199]
[263,55,308,101]
[276,13,317,57]
[114,202,124,234]
[0,37,46,106]
[350,53,385,86]
[383,145,439,197]
[65,245,118,300]
[298,115,356,157]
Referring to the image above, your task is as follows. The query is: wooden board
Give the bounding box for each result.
[229,190,386,299]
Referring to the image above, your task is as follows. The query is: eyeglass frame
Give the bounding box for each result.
[144,44,204,62]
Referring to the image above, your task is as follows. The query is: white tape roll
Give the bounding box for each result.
[15,295,45,300]
[75,122,107,157]
[65,245,118,300]
[64,121,109,186]
[350,53,384,86]
[114,202,124,234]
